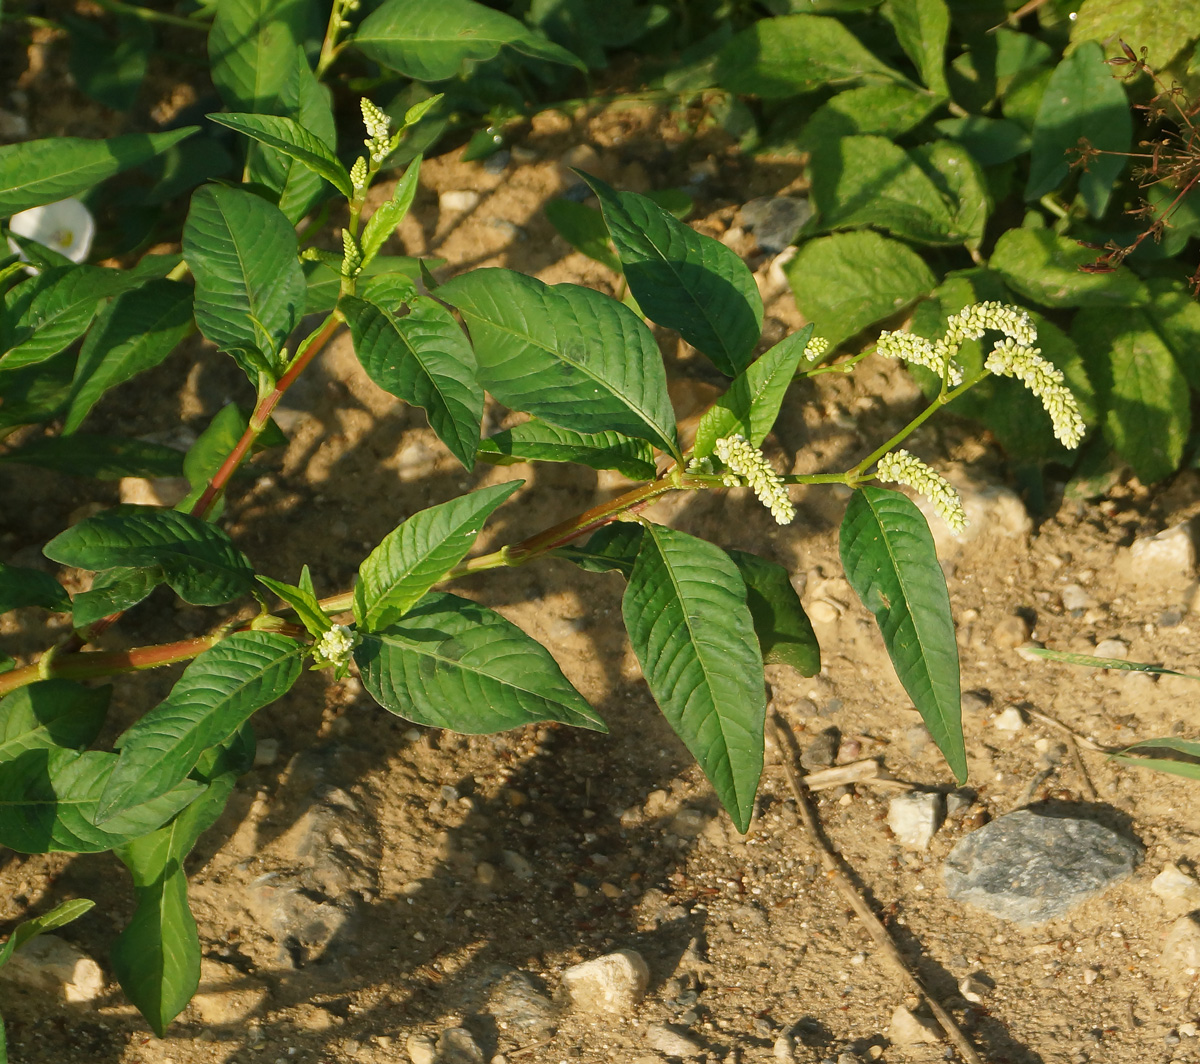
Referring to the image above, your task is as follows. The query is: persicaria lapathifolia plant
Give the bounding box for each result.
[0,96,1083,1038]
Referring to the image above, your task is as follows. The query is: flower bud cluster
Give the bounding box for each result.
[985,339,1085,447]
[803,336,829,364]
[361,98,393,163]
[350,157,369,195]
[875,330,964,386]
[714,434,795,525]
[312,624,358,670]
[875,449,967,533]
[341,230,362,277]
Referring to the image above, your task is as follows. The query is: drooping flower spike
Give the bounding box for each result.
[874,449,968,533]
[714,434,796,525]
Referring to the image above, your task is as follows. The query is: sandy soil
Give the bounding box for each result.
[5,36,1200,1064]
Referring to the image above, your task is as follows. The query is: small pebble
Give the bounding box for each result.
[773,1032,796,1061]
[440,190,481,212]
[1151,863,1200,914]
[993,706,1025,733]
[1180,1022,1197,1037]
[406,1033,436,1064]
[475,862,497,886]
[888,792,943,850]
[990,614,1031,649]
[889,1005,942,1045]
[1093,638,1129,660]
[560,949,650,1014]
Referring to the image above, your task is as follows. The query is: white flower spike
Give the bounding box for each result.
[985,339,1085,448]
[8,197,95,265]
[312,624,358,671]
[875,449,968,533]
[714,434,795,525]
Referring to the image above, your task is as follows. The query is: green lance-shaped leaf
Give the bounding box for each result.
[71,566,164,628]
[885,0,950,97]
[578,173,763,377]
[785,230,936,351]
[208,0,315,112]
[543,199,622,273]
[354,481,522,633]
[0,747,205,853]
[554,522,645,577]
[694,323,815,460]
[182,184,306,379]
[622,525,766,833]
[44,504,255,606]
[1110,737,1200,780]
[342,294,484,470]
[257,571,329,638]
[727,550,820,677]
[111,727,253,1036]
[305,255,430,315]
[839,487,965,783]
[0,127,196,215]
[95,632,303,822]
[713,14,910,98]
[208,113,353,199]
[63,280,195,434]
[1072,307,1189,483]
[0,681,110,764]
[478,421,657,481]
[808,135,957,245]
[1025,41,1132,218]
[355,592,606,733]
[0,565,70,614]
[360,157,422,268]
[0,435,185,481]
[438,268,679,456]
[0,898,96,970]
[352,0,584,82]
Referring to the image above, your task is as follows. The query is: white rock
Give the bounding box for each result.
[560,949,650,1014]
[993,706,1025,733]
[958,975,988,1003]
[0,935,104,1002]
[1163,915,1200,973]
[773,1031,797,1061]
[437,1027,484,1064]
[406,1033,437,1064]
[118,476,190,507]
[1125,524,1195,586]
[887,792,943,850]
[1060,584,1093,611]
[888,1004,942,1045]
[440,190,481,212]
[645,1022,703,1057]
[1152,863,1200,915]
[1094,638,1129,660]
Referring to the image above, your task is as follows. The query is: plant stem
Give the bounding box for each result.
[316,0,352,78]
[93,0,210,30]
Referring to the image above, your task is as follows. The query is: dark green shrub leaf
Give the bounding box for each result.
[0,351,75,430]
[95,632,302,822]
[0,565,70,614]
[884,0,950,96]
[361,158,422,267]
[694,324,815,460]
[0,681,109,763]
[543,200,622,273]
[342,294,484,469]
[910,139,990,250]
[208,0,316,112]
[354,481,522,633]
[0,435,185,480]
[44,505,255,605]
[182,185,306,380]
[798,84,941,148]
[1025,41,1131,217]
[622,525,765,833]
[1147,278,1200,391]
[554,522,645,577]
[839,487,965,782]
[990,228,1149,307]
[578,173,763,377]
[934,115,1031,165]
[63,280,194,434]
[1069,0,1200,70]
[0,128,196,215]
[65,12,151,110]
[714,14,908,98]
[355,591,606,732]
[785,231,936,350]
[478,421,657,480]
[727,550,819,676]
[1072,307,1189,483]
[209,113,353,199]
[438,268,679,455]
[0,747,205,853]
[354,0,583,81]
[809,135,956,244]
[72,567,164,628]
[305,255,430,314]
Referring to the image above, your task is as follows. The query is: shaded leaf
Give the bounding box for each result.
[1112,737,1200,780]
[553,522,645,577]
[798,83,941,148]
[478,421,657,480]
[355,591,605,732]
[208,0,315,112]
[0,565,70,614]
[622,525,765,832]
[885,0,950,96]
[934,115,1031,165]
[727,550,819,676]
[543,199,621,273]
[208,112,353,198]
[0,898,96,970]
[0,681,109,764]
[839,487,965,782]
[304,255,430,315]
[72,566,164,628]
[990,228,1149,307]
[0,435,185,480]
[353,482,522,633]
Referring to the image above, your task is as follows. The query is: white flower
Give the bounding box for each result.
[8,197,94,265]
[876,330,964,386]
[714,434,795,525]
[360,98,393,162]
[803,335,829,363]
[875,449,967,533]
[943,300,1037,348]
[985,339,1085,448]
[312,624,358,670]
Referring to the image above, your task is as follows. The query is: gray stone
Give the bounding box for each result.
[645,1022,703,1058]
[489,969,557,1035]
[436,1027,484,1064]
[943,809,1141,924]
[741,197,811,253]
[801,726,841,770]
[560,949,649,1014]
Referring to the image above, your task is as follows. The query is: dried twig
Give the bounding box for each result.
[802,758,912,792]
[1023,707,1107,800]
[768,714,984,1064]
